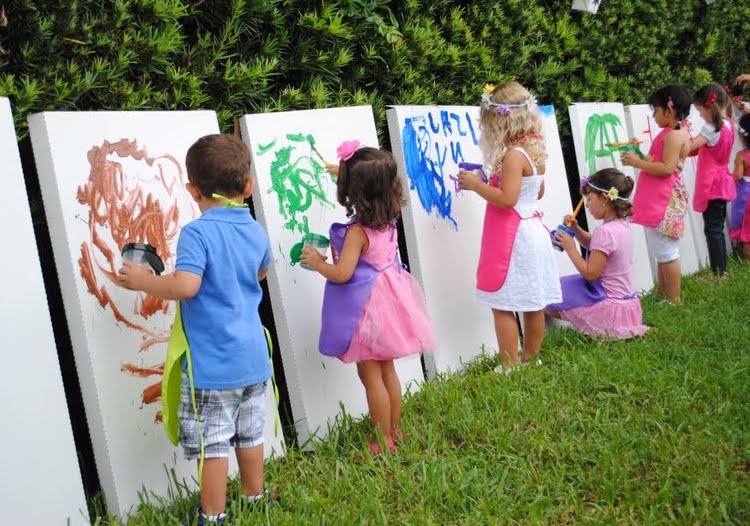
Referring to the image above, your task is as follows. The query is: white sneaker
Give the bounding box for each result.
[521,358,543,367]
[493,364,519,375]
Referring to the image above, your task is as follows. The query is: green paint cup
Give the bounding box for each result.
[300,233,329,270]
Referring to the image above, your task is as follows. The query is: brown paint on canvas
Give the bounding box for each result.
[76,138,194,417]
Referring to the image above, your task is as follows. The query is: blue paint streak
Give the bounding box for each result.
[538,104,555,117]
[428,112,440,134]
[440,110,452,137]
[450,141,464,164]
[402,117,458,228]
[465,112,479,145]
[450,112,467,137]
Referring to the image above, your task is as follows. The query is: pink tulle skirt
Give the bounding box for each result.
[558,298,649,340]
[338,267,437,363]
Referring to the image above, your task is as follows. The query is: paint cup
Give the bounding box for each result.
[300,233,329,270]
[121,243,165,275]
[551,224,576,252]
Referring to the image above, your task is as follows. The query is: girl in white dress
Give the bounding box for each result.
[459,81,562,372]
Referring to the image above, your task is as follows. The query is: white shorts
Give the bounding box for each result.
[644,227,680,264]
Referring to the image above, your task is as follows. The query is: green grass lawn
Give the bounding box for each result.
[99,260,749,525]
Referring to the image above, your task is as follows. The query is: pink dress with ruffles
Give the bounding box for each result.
[338,225,437,363]
[558,220,649,340]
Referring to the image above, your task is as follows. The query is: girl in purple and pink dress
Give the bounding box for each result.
[730,113,750,261]
[300,144,435,455]
[547,168,649,340]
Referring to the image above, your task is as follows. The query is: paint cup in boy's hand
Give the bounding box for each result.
[551,224,576,252]
[300,233,329,270]
[121,243,165,274]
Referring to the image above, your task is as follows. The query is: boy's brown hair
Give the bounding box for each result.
[185,134,251,197]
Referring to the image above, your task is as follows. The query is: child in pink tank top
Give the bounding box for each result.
[687,83,737,278]
[622,85,691,303]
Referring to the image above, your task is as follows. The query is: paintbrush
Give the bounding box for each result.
[566,197,584,226]
[608,138,651,160]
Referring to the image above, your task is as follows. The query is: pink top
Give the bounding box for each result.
[693,119,737,212]
[589,220,635,298]
[632,128,682,227]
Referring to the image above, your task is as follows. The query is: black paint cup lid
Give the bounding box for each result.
[122,243,165,275]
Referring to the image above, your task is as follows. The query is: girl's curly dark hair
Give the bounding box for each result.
[336,147,405,228]
[582,168,635,218]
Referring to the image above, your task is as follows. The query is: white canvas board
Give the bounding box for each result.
[624,104,701,276]
[568,103,654,293]
[385,105,495,375]
[29,111,284,517]
[0,99,89,525]
[240,106,424,445]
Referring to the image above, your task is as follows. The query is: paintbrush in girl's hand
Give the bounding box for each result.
[566,197,584,226]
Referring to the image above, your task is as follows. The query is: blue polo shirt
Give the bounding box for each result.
[175,207,272,389]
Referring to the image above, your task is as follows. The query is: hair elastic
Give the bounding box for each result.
[704,92,718,107]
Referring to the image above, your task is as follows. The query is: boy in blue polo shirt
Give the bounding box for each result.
[118,134,272,525]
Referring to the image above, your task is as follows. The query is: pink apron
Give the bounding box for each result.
[693,120,736,213]
[476,192,520,292]
[632,128,681,227]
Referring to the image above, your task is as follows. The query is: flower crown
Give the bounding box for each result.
[580,177,629,202]
[481,84,538,116]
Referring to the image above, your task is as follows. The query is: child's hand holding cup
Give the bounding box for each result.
[551,215,579,252]
[299,233,330,270]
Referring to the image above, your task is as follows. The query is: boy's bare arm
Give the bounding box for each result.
[258,267,269,281]
[118,262,202,300]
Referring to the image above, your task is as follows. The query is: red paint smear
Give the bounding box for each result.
[121,363,164,378]
[139,335,169,353]
[79,242,148,333]
[142,381,162,405]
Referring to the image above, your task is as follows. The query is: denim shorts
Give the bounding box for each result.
[178,374,267,460]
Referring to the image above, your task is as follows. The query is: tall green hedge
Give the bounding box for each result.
[1,0,748,147]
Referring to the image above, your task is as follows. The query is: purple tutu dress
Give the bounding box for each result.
[547,219,649,340]
[319,220,436,363]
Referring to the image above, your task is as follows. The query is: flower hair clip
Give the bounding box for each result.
[336,139,360,161]
[584,180,630,202]
[667,96,674,109]
[704,93,718,107]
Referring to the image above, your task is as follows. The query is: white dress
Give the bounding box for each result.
[476,148,562,312]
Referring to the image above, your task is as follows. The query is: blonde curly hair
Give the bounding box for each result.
[479,81,547,173]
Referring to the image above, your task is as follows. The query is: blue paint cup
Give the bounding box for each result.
[551,224,576,251]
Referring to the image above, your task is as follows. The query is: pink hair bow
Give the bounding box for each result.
[336,140,360,161]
